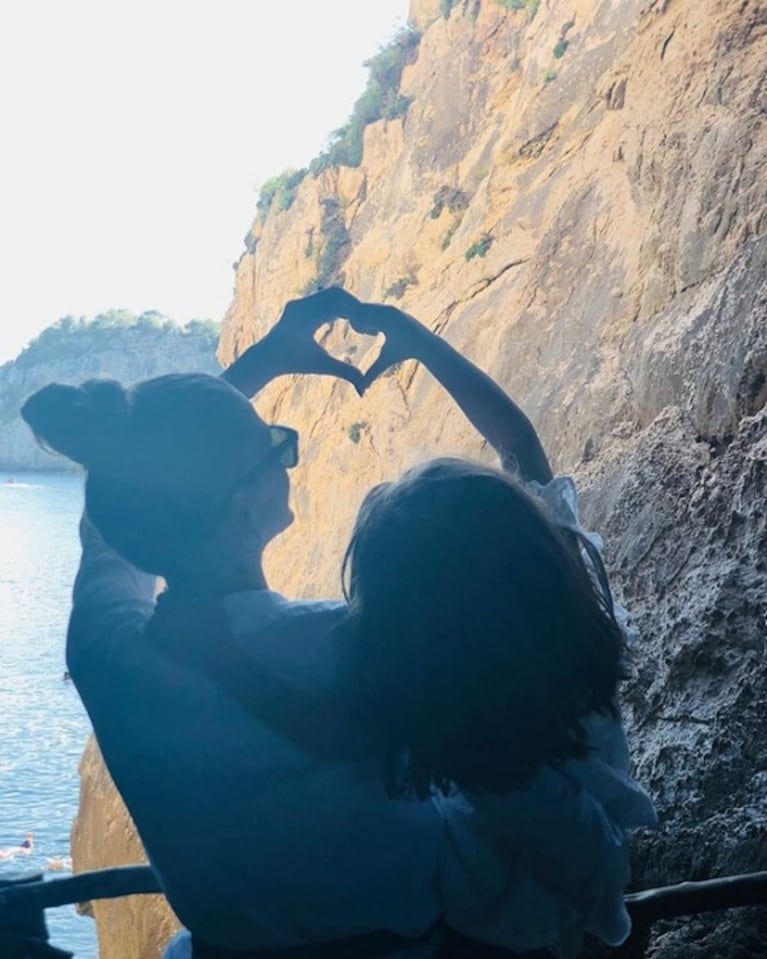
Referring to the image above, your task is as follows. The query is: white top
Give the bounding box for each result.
[67,475,655,957]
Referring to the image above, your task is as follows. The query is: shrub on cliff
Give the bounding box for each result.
[310,24,421,174]
[256,168,308,224]
[495,0,540,14]
[302,199,351,294]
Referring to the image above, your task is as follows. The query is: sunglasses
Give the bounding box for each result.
[252,424,299,473]
[208,426,299,528]
[225,424,299,498]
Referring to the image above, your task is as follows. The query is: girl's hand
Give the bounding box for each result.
[348,303,426,389]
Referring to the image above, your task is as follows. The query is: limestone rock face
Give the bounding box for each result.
[77,0,767,956]
[73,738,182,959]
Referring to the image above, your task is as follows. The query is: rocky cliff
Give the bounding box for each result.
[75,1,767,956]
[0,315,220,471]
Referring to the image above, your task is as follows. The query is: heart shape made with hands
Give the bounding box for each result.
[262,288,411,397]
[313,319,387,390]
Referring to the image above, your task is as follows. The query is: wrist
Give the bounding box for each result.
[222,332,288,396]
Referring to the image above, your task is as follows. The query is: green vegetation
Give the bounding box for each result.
[347,420,369,444]
[440,0,480,20]
[384,274,418,300]
[464,233,493,261]
[243,229,258,255]
[302,198,351,294]
[255,168,308,224]
[553,21,574,60]
[440,227,456,251]
[310,25,421,174]
[10,311,220,372]
[430,186,470,219]
[495,0,539,14]
[543,68,558,83]
[248,24,421,243]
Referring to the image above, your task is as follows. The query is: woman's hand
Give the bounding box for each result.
[224,288,365,397]
[265,288,365,391]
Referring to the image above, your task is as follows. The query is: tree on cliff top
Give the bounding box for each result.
[310,23,421,173]
[11,311,220,371]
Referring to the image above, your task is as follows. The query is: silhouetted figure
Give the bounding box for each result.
[22,289,654,959]
[0,833,34,860]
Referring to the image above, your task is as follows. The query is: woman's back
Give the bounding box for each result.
[68,538,442,950]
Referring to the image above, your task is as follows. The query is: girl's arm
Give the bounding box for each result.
[352,303,552,484]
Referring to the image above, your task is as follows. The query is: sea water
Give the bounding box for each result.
[0,471,98,957]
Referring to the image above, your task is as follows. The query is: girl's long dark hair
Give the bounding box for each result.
[342,458,627,799]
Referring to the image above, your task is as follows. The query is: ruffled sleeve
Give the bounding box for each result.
[527,475,637,648]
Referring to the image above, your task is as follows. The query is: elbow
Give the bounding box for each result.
[506,430,553,485]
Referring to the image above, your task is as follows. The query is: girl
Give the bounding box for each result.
[340,301,657,955]
[22,289,653,959]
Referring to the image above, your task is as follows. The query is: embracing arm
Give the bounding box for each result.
[354,304,552,484]
[66,514,157,693]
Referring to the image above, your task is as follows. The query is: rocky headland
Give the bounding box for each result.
[0,313,220,471]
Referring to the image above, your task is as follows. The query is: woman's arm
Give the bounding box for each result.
[66,514,158,694]
[69,290,364,683]
[352,303,552,484]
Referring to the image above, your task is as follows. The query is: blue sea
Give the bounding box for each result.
[0,471,98,957]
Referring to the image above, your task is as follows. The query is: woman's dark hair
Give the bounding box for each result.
[342,458,627,799]
[21,374,269,577]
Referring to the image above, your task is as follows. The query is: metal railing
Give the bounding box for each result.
[0,865,765,957]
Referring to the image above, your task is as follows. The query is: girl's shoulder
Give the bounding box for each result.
[524,474,637,647]
[525,474,591,539]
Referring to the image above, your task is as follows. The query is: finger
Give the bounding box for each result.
[310,353,366,395]
[287,288,361,327]
[319,287,361,319]
[347,302,381,337]
[347,302,404,337]
[361,353,393,390]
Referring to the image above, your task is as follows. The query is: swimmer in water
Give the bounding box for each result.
[0,832,34,859]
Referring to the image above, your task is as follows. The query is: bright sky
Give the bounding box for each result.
[0,0,410,363]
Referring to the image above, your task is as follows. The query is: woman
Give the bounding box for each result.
[22,289,653,958]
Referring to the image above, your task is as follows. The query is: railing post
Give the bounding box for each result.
[0,870,73,958]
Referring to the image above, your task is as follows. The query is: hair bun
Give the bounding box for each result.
[21,379,130,469]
